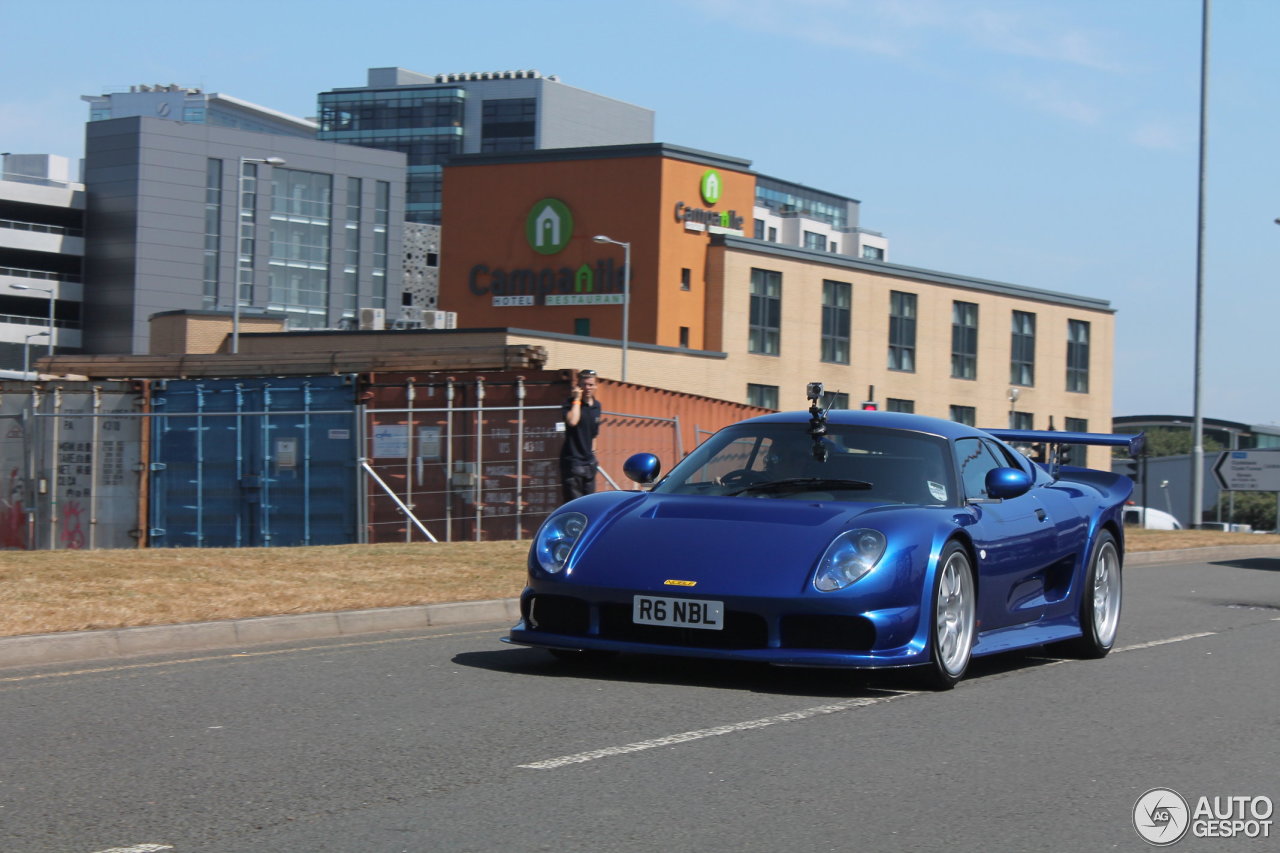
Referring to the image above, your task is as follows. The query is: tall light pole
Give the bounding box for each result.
[8,283,55,357]
[592,234,631,382]
[23,331,48,375]
[233,156,285,353]
[1191,0,1210,528]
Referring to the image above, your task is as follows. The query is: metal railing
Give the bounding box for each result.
[0,266,81,284]
[0,219,83,238]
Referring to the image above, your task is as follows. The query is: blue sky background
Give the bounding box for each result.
[4,0,1277,424]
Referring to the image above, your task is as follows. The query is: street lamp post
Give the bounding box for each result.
[592,234,631,382]
[8,283,55,358]
[233,156,286,354]
[23,331,48,375]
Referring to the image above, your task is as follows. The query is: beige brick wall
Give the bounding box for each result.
[513,248,1116,469]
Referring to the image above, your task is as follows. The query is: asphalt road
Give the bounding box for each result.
[1,555,1277,853]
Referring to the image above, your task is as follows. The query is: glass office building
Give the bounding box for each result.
[317,68,654,224]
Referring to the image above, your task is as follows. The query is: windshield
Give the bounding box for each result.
[653,422,956,505]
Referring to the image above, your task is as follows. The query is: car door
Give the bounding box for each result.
[954,437,1055,631]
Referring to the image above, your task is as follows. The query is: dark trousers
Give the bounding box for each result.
[560,458,597,504]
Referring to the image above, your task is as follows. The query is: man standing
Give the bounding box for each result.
[560,369,601,503]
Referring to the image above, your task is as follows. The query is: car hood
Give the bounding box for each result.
[566,493,883,597]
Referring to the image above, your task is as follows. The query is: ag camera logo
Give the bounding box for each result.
[1134,788,1190,845]
[1133,788,1273,845]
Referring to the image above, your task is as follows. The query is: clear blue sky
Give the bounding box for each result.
[5,0,1277,425]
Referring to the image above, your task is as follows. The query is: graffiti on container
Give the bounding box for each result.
[60,500,86,550]
[2,467,26,549]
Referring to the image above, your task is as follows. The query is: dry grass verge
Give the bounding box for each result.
[0,530,1273,638]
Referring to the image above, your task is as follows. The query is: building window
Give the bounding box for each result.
[1064,416,1089,463]
[950,405,976,426]
[803,230,827,251]
[341,177,361,316]
[372,180,390,309]
[862,245,884,261]
[679,326,690,348]
[767,226,778,242]
[203,158,222,309]
[886,398,915,413]
[1009,411,1033,430]
[747,383,779,409]
[888,291,917,372]
[1011,310,1036,386]
[268,168,333,328]
[1067,319,1090,392]
[753,219,765,239]
[481,98,536,149]
[951,301,978,380]
[821,280,851,364]
[825,392,850,410]
[237,161,262,309]
[681,268,691,291]
[749,268,782,356]
[574,318,591,336]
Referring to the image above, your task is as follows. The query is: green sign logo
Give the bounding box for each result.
[700,169,722,205]
[526,198,574,255]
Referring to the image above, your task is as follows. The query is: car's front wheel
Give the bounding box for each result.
[1059,530,1122,658]
[920,542,976,690]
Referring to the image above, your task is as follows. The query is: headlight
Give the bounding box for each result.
[813,529,886,592]
[534,512,588,574]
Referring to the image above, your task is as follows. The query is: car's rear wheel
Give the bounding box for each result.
[920,542,976,690]
[1059,530,1122,658]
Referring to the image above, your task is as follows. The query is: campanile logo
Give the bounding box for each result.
[526,198,574,255]
[700,169,722,205]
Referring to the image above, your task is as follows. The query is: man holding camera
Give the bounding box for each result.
[560,369,602,503]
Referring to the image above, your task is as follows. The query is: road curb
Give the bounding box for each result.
[3,545,1278,670]
[1124,544,1280,565]
[0,598,521,669]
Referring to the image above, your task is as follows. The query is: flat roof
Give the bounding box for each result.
[446,142,752,172]
[717,235,1114,313]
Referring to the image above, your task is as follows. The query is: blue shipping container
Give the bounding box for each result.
[149,376,358,547]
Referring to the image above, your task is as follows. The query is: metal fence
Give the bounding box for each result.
[1,397,689,550]
[360,404,685,543]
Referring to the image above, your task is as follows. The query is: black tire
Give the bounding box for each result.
[918,542,976,690]
[1058,530,1122,659]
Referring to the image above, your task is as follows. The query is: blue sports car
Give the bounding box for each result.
[506,387,1142,689]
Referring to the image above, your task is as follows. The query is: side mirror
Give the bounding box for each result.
[985,467,1032,500]
[623,452,662,485]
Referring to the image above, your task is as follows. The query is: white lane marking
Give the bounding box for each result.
[1115,632,1216,652]
[519,628,1257,771]
[518,692,912,770]
[89,845,173,853]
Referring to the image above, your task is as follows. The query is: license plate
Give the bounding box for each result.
[632,595,724,630]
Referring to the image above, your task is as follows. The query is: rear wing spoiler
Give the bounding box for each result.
[985,429,1144,480]
[986,429,1144,456]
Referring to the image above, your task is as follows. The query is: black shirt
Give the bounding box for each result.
[560,397,601,463]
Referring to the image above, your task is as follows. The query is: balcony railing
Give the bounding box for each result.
[0,266,81,283]
[0,218,83,238]
[0,313,80,330]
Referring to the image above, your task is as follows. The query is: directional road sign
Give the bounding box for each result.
[1212,450,1280,491]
